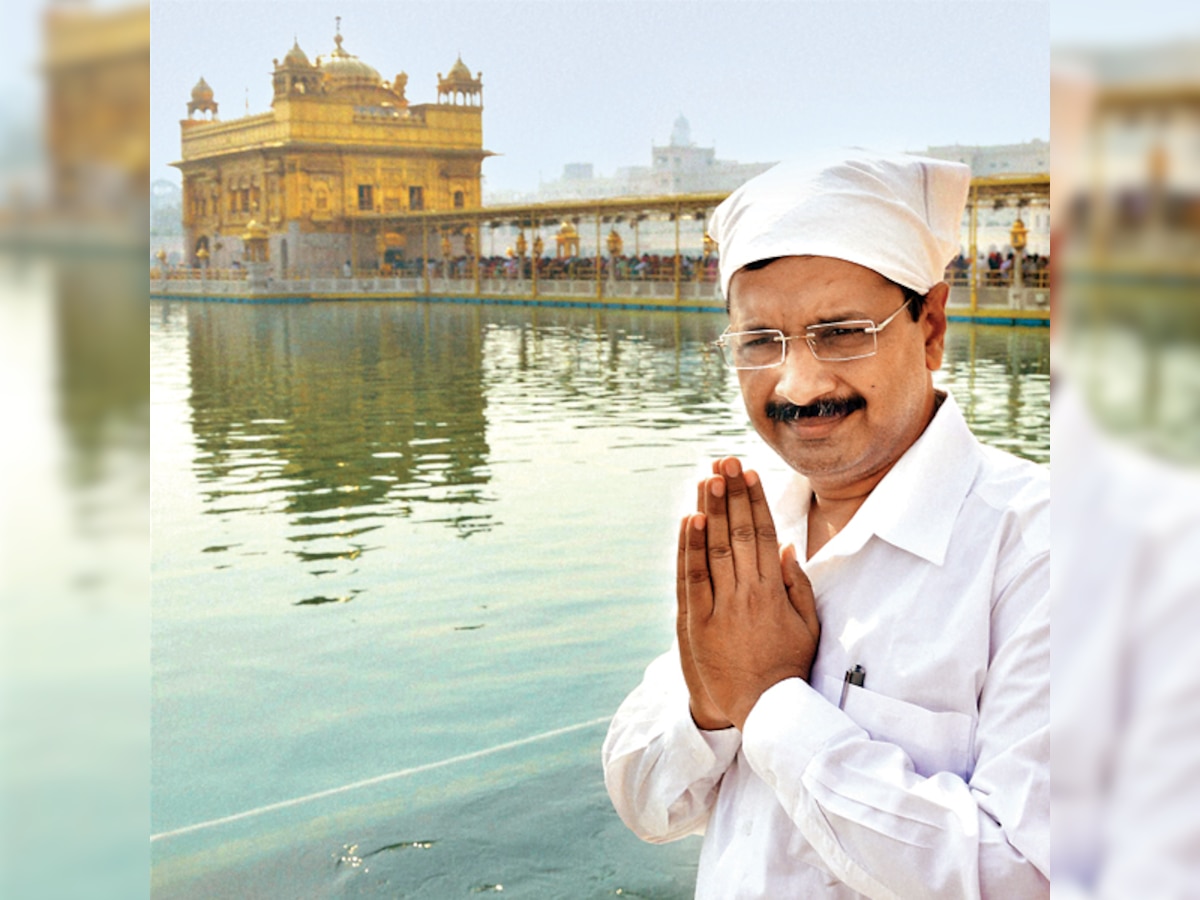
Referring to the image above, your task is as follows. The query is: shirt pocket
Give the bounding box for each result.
[819,674,977,780]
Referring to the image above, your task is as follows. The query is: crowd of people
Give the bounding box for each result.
[946,250,1050,287]
[382,250,1048,289]
[158,247,1048,289]
[379,252,724,282]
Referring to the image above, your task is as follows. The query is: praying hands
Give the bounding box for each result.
[675,457,821,731]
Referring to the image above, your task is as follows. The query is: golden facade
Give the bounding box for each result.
[174,25,490,274]
[43,3,150,216]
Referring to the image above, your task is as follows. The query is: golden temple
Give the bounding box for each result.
[43,2,150,217]
[174,20,490,275]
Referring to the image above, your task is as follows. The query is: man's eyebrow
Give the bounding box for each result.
[733,308,877,331]
[729,319,778,332]
[808,310,874,326]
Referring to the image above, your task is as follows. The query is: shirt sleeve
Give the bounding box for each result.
[740,553,1050,900]
[602,641,742,843]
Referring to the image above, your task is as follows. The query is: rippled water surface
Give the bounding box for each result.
[151,301,1048,898]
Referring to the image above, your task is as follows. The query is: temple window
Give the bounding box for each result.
[453,190,464,209]
[358,184,374,211]
[409,186,424,210]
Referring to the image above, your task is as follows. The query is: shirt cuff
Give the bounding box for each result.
[740,677,862,791]
[663,699,742,775]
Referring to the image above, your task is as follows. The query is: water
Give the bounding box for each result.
[150,301,1048,898]
[1,254,149,900]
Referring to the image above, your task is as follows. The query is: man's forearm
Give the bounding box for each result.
[602,647,741,843]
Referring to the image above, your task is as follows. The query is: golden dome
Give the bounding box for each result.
[315,32,381,91]
[445,55,473,82]
[191,77,214,102]
[282,39,311,67]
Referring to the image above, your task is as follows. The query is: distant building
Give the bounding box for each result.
[174,23,491,274]
[561,163,594,181]
[151,179,184,265]
[151,180,182,234]
[922,139,1049,177]
[523,115,774,202]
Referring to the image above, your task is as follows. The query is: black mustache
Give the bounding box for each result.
[766,396,866,422]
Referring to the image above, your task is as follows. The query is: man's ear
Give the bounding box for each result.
[923,282,950,372]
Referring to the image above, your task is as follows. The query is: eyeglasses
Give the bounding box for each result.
[714,296,914,369]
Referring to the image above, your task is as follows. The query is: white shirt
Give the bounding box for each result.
[602,392,1049,899]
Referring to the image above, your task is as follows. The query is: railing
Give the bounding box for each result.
[944,268,1049,290]
[203,259,1047,288]
[151,267,248,281]
[151,262,1050,312]
[375,257,721,284]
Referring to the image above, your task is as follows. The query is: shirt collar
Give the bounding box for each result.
[781,390,981,566]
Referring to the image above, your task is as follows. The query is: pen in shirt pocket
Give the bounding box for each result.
[838,664,866,709]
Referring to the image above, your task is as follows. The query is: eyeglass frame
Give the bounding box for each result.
[714,295,917,369]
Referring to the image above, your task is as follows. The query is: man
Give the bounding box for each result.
[602,151,1049,898]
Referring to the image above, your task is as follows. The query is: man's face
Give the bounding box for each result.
[728,256,947,497]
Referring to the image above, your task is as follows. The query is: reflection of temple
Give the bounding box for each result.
[183,302,492,534]
[939,326,1050,466]
[174,21,491,275]
[56,258,149,480]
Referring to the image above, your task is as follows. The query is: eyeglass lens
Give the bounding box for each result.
[722,324,877,368]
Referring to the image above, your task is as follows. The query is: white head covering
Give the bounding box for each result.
[709,149,971,301]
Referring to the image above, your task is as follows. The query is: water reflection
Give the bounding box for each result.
[177,303,740,565]
[56,256,149,492]
[182,302,495,548]
[939,325,1051,465]
[2,251,149,900]
[479,307,739,437]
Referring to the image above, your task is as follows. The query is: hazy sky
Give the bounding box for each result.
[1050,0,1200,45]
[151,0,1051,193]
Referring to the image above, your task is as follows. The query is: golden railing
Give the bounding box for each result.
[152,267,248,281]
